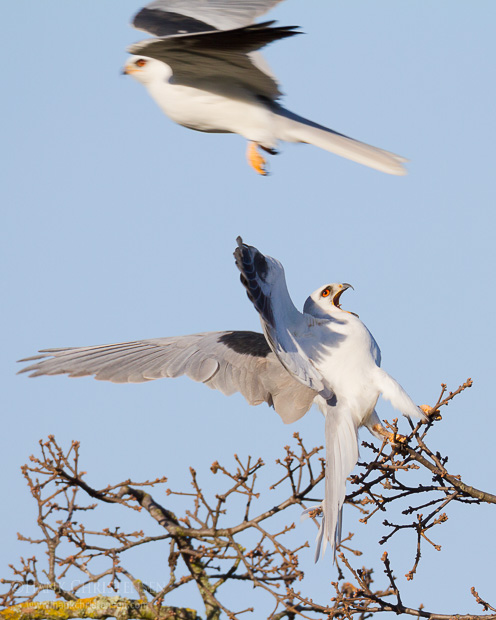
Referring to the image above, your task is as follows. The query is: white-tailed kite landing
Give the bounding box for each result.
[234,238,426,557]
[123,0,408,176]
[18,237,424,559]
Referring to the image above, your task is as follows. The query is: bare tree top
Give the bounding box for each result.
[3,378,495,620]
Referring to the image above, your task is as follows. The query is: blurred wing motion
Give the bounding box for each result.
[18,331,317,425]
[124,1,408,176]
[133,0,286,34]
[128,21,299,101]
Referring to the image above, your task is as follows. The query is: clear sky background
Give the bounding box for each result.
[2,0,496,616]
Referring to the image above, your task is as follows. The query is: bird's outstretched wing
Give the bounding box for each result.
[128,22,299,100]
[133,0,286,35]
[234,237,329,396]
[18,331,316,424]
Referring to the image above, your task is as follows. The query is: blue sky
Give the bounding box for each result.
[3,0,496,615]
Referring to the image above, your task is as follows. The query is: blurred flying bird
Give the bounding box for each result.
[18,237,425,558]
[123,0,408,176]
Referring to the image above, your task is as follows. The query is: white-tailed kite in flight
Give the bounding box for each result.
[18,237,425,558]
[123,0,408,176]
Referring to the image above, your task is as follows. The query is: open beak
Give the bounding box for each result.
[332,283,354,309]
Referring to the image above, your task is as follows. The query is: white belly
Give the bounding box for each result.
[148,81,277,147]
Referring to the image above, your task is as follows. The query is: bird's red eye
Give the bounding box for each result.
[136,59,147,68]
[321,288,330,298]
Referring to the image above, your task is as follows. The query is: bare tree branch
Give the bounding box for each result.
[2,379,494,619]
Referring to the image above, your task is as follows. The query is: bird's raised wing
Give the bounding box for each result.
[133,0,286,35]
[234,237,329,395]
[128,22,299,100]
[18,331,316,424]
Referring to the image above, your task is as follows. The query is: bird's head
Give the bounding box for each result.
[303,283,355,318]
[122,56,171,85]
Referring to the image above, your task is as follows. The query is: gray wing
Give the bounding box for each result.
[234,237,330,396]
[133,0,287,34]
[128,22,299,100]
[18,331,316,424]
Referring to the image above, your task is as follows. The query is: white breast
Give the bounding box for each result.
[147,80,277,146]
[303,313,382,420]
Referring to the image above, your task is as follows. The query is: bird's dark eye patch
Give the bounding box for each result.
[321,288,331,298]
[135,59,147,67]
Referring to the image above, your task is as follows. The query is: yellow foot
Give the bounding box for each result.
[372,423,407,444]
[420,404,442,420]
[246,142,268,175]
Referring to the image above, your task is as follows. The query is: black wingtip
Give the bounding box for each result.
[233,236,244,272]
[234,237,269,282]
[233,237,274,327]
[252,21,302,37]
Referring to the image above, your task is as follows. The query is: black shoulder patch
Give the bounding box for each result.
[218,331,270,358]
[133,8,215,37]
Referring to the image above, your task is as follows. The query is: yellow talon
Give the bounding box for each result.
[246,141,267,175]
[372,423,407,444]
[420,404,442,420]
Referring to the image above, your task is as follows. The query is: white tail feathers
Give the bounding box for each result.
[313,407,360,561]
[274,109,408,175]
